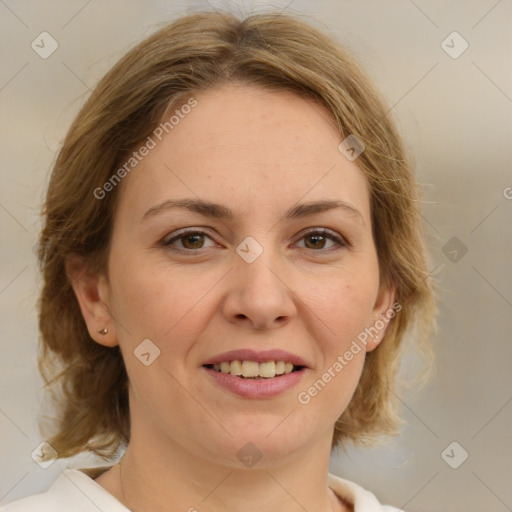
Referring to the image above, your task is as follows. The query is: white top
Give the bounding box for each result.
[1,467,404,511]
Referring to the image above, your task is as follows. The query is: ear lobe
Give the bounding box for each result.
[65,254,118,347]
[366,281,397,353]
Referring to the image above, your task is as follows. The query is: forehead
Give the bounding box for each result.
[115,84,371,223]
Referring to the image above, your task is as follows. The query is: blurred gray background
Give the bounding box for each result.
[1,1,511,511]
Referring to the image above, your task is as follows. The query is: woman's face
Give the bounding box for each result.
[101,84,393,467]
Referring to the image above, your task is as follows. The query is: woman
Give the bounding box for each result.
[3,9,435,512]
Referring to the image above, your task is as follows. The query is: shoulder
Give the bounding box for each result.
[328,472,405,512]
[1,468,128,512]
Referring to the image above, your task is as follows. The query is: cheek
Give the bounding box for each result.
[297,282,371,421]
[108,253,225,345]
[296,270,377,411]
[305,274,378,349]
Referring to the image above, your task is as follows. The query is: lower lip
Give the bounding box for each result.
[202,367,307,399]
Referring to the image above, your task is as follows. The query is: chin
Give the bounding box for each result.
[195,420,316,469]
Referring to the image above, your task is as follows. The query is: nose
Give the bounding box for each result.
[221,249,297,330]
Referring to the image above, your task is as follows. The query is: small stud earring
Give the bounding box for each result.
[98,328,108,335]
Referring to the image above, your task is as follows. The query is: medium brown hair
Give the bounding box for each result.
[36,9,436,460]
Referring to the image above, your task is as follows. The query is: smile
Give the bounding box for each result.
[204,360,303,379]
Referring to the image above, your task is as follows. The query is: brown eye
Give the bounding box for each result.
[181,233,205,249]
[304,233,327,249]
[163,230,216,251]
[296,229,346,251]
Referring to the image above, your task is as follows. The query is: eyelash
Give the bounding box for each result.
[162,227,347,254]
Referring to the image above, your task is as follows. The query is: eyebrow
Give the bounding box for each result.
[142,198,365,225]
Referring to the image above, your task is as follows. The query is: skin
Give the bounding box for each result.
[69,83,394,512]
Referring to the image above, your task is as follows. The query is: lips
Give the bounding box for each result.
[201,348,310,398]
[207,360,298,379]
[202,348,309,368]
[202,364,307,398]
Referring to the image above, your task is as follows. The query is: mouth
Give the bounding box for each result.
[203,360,305,380]
[201,349,309,398]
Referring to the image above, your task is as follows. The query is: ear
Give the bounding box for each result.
[65,254,118,347]
[366,280,397,353]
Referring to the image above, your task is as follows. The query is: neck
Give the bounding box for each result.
[105,426,347,512]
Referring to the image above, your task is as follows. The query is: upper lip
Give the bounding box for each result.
[202,349,309,368]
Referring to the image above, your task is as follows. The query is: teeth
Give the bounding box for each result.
[259,361,276,378]
[209,360,300,378]
[230,360,242,376]
[241,360,259,377]
[275,361,285,374]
